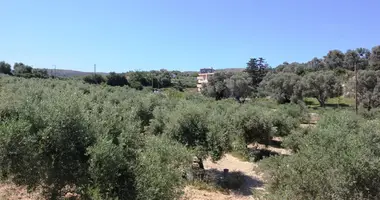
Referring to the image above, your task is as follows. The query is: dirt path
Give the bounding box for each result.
[181,154,265,200]
[182,139,291,200]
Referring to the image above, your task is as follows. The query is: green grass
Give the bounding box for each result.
[328,97,355,106]
[304,97,355,108]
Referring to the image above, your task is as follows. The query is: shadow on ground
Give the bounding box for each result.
[268,139,282,148]
[248,147,281,162]
[305,100,350,109]
[204,168,264,196]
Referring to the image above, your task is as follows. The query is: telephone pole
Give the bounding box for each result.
[355,62,358,115]
[52,65,56,77]
[94,64,96,75]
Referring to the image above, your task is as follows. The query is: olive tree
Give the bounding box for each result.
[356,47,371,69]
[324,50,345,70]
[0,61,12,75]
[106,72,129,86]
[370,45,380,70]
[163,104,209,158]
[260,72,302,104]
[356,70,380,111]
[344,49,360,71]
[201,72,230,100]
[0,97,94,198]
[261,111,380,200]
[83,74,106,84]
[307,57,325,71]
[302,71,342,107]
[225,73,252,103]
[135,136,192,200]
[276,62,308,76]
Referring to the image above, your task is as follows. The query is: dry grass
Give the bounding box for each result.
[0,181,43,200]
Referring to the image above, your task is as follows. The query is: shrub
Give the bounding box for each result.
[135,136,192,200]
[129,80,144,90]
[261,111,380,200]
[281,128,309,153]
[86,128,140,200]
[260,72,303,104]
[83,74,106,84]
[106,72,128,86]
[230,105,273,146]
[164,103,209,158]
[0,98,94,198]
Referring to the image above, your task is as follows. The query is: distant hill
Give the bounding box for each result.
[216,68,245,73]
[183,68,245,74]
[41,68,245,77]
[44,69,108,77]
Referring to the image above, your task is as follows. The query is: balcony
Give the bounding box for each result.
[198,79,208,84]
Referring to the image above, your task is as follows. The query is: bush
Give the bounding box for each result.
[281,128,309,153]
[359,107,380,120]
[270,103,307,137]
[230,105,273,146]
[164,103,209,158]
[83,74,106,84]
[0,97,94,198]
[260,72,302,104]
[129,80,144,90]
[261,111,380,200]
[135,136,192,200]
[86,127,140,199]
[106,72,128,86]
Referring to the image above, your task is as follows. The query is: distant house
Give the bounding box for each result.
[197,68,215,92]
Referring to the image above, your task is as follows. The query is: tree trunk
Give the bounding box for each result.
[317,98,325,107]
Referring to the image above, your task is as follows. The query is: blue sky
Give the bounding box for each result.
[1,0,380,72]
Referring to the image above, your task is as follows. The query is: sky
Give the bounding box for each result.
[1,0,380,72]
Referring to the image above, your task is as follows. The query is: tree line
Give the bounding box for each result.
[0,61,197,91]
[0,62,49,78]
[202,45,380,110]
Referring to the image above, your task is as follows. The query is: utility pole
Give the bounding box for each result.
[152,76,154,89]
[52,65,56,77]
[94,64,96,75]
[355,62,358,115]
[353,61,358,114]
[158,77,161,90]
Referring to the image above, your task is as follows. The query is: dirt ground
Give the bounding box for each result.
[0,181,42,200]
[182,141,289,200]
[181,154,264,200]
[0,141,288,200]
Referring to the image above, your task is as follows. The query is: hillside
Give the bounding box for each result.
[44,68,245,77]
[45,69,108,77]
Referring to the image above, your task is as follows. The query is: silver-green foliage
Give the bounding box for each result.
[260,72,303,104]
[262,111,380,200]
[302,71,343,107]
[0,77,305,199]
[356,70,380,111]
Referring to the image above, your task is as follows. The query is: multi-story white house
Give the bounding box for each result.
[197,68,215,92]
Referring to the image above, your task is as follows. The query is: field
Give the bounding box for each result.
[1,55,380,200]
[0,71,380,200]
